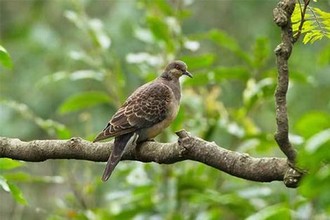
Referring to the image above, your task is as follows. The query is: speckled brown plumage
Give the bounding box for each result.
[93,60,192,181]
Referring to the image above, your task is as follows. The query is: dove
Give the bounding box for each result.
[93,60,192,181]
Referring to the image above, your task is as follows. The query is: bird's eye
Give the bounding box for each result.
[175,64,183,72]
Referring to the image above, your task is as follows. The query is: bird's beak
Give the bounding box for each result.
[184,71,193,78]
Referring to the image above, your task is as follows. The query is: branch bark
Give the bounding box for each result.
[0,130,290,184]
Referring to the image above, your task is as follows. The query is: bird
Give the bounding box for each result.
[93,60,192,181]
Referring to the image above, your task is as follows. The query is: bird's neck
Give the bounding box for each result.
[158,74,181,101]
[160,71,172,80]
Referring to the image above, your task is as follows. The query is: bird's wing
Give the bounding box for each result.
[93,82,173,142]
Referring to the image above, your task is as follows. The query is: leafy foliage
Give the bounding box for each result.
[0,159,27,205]
[58,91,111,114]
[292,4,330,44]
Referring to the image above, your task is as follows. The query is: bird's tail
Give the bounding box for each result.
[102,132,138,181]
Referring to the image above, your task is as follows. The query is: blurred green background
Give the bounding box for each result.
[1,0,330,219]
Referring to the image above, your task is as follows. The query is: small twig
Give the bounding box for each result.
[293,0,310,43]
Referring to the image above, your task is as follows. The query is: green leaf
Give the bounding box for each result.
[299,164,330,200]
[318,44,330,65]
[0,176,10,191]
[213,66,250,81]
[7,182,28,205]
[207,29,240,52]
[139,0,174,16]
[243,78,275,110]
[58,91,111,114]
[146,16,170,42]
[305,129,330,153]
[64,10,84,31]
[290,70,310,83]
[0,45,13,69]
[252,37,270,68]
[65,10,111,50]
[246,203,291,220]
[181,54,215,70]
[37,70,105,87]
[54,126,72,139]
[3,172,34,182]
[206,29,251,64]
[295,112,330,138]
[87,18,111,50]
[292,6,330,44]
[0,158,24,170]
[4,172,65,184]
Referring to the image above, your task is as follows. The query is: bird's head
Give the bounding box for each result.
[162,60,193,80]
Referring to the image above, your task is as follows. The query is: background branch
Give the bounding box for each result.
[0,130,290,185]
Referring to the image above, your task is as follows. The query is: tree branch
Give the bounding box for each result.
[273,0,296,164]
[0,130,290,184]
[273,0,303,187]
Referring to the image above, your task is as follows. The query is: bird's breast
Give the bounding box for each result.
[139,92,179,140]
